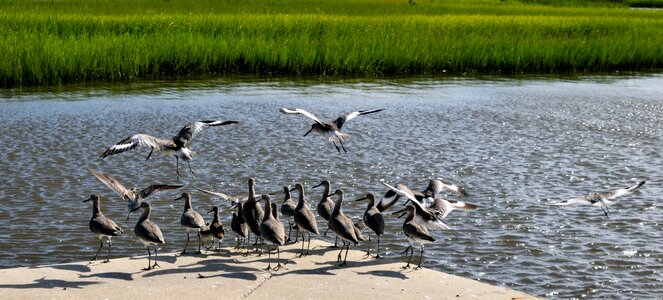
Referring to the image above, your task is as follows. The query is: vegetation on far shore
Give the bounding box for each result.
[1,0,663,87]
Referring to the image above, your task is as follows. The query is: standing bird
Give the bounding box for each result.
[313,180,337,246]
[175,193,206,254]
[231,202,249,249]
[241,178,264,254]
[550,181,645,216]
[395,205,435,269]
[291,183,319,256]
[90,169,182,217]
[279,108,384,153]
[129,201,165,270]
[259,195,286,270]
[200,206,225,250]
[328,189,359,266]
[84,194,123,263]
[354,193,385,259]
[279,186,297,243]
[100,120,239,181]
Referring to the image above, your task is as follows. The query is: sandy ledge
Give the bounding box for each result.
[0,239,539,299]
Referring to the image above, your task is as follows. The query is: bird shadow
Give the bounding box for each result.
[77,271,135,281]
[30,263,91,273]
[0,277,100,290]
[354,269,408,279]
[142,258,261,281]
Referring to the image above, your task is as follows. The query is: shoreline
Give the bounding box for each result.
[0,239,538,299]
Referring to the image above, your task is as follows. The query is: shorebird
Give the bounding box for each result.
[90,169,182,217]
[396,205,435,269]
[550,181,645,216]
[354,193,385,259]
[381,181,451,230]
[279,107,384,153]
[259,195,286,271]
[231,202,249,249]
[313,180,338,247]
[200,206,225,250]
[100,120,239,180]
[425,198,478,219]
[84,194,123,263]
[279,186,298,243]
[241,178,264,254]
[377,178,468,211]
[175,192,206,254]
[328,189,359,266]
[291,183,319,256]
[129,201,165,270]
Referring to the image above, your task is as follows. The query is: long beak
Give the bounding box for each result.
[126,206,141,223]
[83,196,92,203]
[391,208,407,218]
[312,183,323,189]
[353,196,368,202]
[289,187,297,192]
[207,208,214,214]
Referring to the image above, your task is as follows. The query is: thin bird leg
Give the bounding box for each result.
[196,231,202,254]
[265,245,272,270]
[182,232,190,255]
[286,221,293,243]
[333,142,342,153]
[341,243,350,266]
[152,246,160,269]
[176,157,182,181]
[415,245,424,269]
[329,236,338,248]
[339,140,348,153]
[105,239,112,263]
[364,233,372,257]
[298,232,306,257]
[401,245,412,254]
[145,147,154,161]
[256,237,264,256]
[294,227,300,242]
[375,235,383,259]
[243,233,251,256]
[145,248,152,271]
[599,199,610,217]
[274,246,283,271]
[187,160,196,179]
[337,241,345,264]
[402,246,413,269]
[92,239,103,261]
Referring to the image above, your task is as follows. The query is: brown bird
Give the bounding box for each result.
[259,195,286,270]
[328,189,359,266]
[200,206,225,250]
[129,201,165,270]
[291,183,319,256]
[84,194,123,263]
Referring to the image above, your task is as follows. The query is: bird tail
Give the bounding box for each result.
[328,133,350,142]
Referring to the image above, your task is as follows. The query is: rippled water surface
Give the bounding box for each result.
[1,75,662,298]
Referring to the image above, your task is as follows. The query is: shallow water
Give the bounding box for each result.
[0,75,661,298]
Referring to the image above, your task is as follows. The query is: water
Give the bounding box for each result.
[1,75,661,298]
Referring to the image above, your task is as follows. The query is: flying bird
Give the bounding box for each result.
[550,181,645,216]
[100,120,238,180]
[279,107,384,153]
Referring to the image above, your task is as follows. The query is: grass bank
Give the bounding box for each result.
[1,0,663,87]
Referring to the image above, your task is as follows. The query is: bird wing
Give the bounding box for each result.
[100,134,172,158]
[430,178,468,197]
[175,120,239,143]
[607,181,645,199]
[550,194,599,206]
[379,181,419,203]
[192,186,243,204]
[89,169,133,200]
[430,198,478,219]
[334,109,384,129]
[139,184,183,199]
[279,108,325,125]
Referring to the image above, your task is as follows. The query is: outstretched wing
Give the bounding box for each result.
[425,178,468,197]
[139,184,184,199]
[607,181,645,199]
[430,198,478,219]
[175,120,239,144]
[192,186,243,204]
[279,108,325,125]
[89,169,133,200]
[100,134,172,158]
[550,194,599,206]
[334,109,384,130]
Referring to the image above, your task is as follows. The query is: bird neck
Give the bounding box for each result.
[139,206,151,222]
[296,189,306,209]
[262,198,272,222]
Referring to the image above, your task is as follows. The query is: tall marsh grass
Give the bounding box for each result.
[1,0,662,86]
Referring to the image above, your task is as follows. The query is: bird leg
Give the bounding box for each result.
[401,245,412,254]
[105,239,112,263]
[415,245,424,270]
[92,239,103,261]
[333,142,342,153]
[274,246,283,271]
[337,241,345,264]
[364,233,372,257]
[328,236,338,248]
[265,245,272,270]
[339,140,348,153]
[187,161,196,179]
[176,157,183,182]
[402,246,413,269]
[144,248,152,271]
[145,147,154,161]
[374,235,383,259]
[152,246,160,269]
[298,232,306,257]
[196,232,202,254]
[181,232,190,255]
[340,243,350,266]
[305,232,313,255]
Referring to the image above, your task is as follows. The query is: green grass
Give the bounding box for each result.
[1,0,663,87]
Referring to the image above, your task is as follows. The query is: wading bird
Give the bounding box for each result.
[84,194,123,263]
